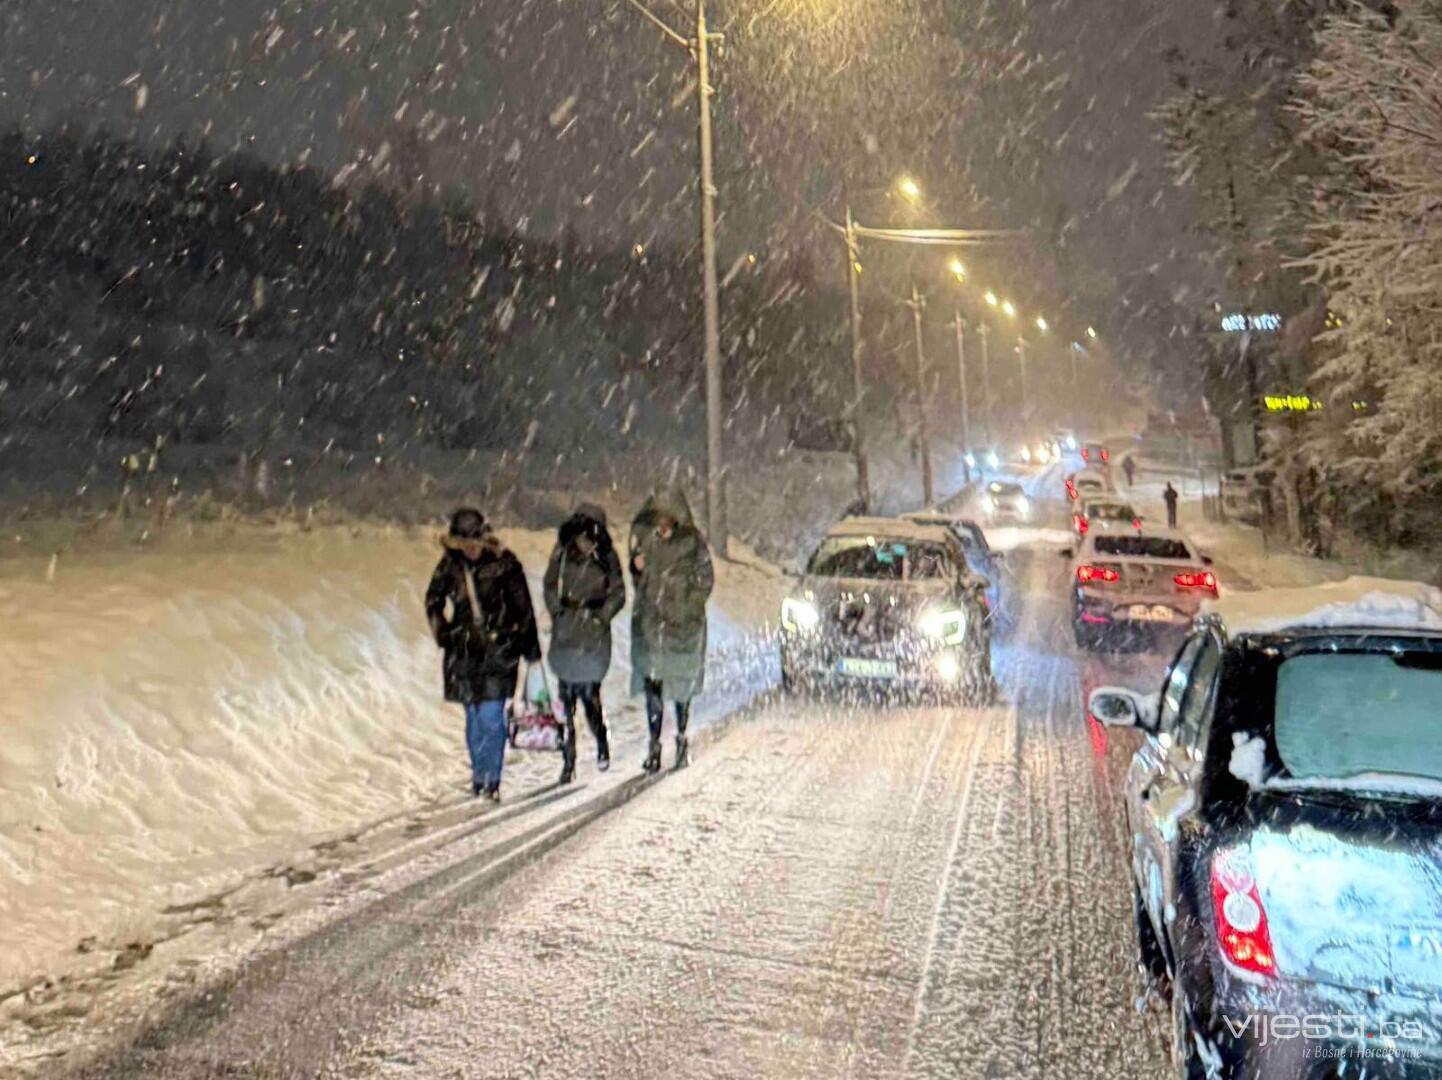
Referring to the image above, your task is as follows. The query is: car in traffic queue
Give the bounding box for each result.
[1066,467,1110,504]
[902,511,1004,614]
[1066,528,1216,651]
[1088,579,1442,1079]
[1074,497,1142,538]
[984,480,1031,522]
[1081,441,1111,467]
[779,517,993,702]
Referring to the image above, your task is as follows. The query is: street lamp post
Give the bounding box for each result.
[905,285,934,507]
[843,207,870,512]
[952,312,971,469]
[619,0,727,553]
[978,319,994,451]
[1017,334,1030,423]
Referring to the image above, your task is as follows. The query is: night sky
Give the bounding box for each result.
[0,0,1241,370]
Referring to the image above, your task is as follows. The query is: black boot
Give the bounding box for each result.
[596,728,611,772]
[673,701,691,770]
[559,717,577,784]
[642,678,664,773]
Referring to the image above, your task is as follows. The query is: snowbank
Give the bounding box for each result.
[0,523,785,990]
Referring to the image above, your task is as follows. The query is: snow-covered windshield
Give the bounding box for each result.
[1093,536,1190,560]
[1275,653,1442,786]
[807,538,955,581]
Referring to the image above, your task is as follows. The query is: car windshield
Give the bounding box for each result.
[807,538,955,580]
[1092,536,1191,559]
[1274,653,1442,786]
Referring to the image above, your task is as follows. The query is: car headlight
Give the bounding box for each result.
[988,496,999,510]
[781,597,820,633]
[1016,496,1030,513]
[917,606,968,645]
[986,451,1000,469]
[964,452,976,468]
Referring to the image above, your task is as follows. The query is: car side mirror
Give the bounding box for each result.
[1088,686,1154,731]
[1201,554,1214,567]
[1059,548,1074,560]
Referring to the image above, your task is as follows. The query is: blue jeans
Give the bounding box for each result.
[464,700,508,791]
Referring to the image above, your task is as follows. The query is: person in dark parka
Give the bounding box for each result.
[628,489,714,773]
[425,508,541,801]
[543,503,626,783]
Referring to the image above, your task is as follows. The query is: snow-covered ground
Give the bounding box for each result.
[0,522,788,998]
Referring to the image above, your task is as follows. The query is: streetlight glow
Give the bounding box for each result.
[949,258,966,281]
[897,176,922,202]
[1086,326,1098,339]
[1035,316,1048,332]
[1002,300,1016,318]
[985,291,999,308]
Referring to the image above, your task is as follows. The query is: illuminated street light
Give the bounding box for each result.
[949,258,966,282]
[985,291,999,308]
[898,176,922,202]
[1002,300,1016,318]
[1086,326,1098,339]
[1035,316,1048,332]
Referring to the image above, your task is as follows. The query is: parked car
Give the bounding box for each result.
[1090,578,1442,1079]
[1066,528,1215,651]
[780,517,993,701]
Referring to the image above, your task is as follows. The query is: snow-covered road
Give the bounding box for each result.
[69,498,1180,1079]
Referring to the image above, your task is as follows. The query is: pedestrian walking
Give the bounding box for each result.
[1122,455,1136,488]
[425,508,541,801]
[543,503,626,783]
[628,489,714,773]
[1163,482,1179,528]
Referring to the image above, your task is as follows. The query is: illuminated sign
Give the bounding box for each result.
[1264,394,1322,413]
[1222,313,1282,333]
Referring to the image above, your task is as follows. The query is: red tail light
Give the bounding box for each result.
[1076,565,1119,584]
[1074,515,1089,535]
[1175,571,1218,593]
[1210,850,1277,979]
[1080,448,1091,461]
[1101,448,1110,463]
[1132,518,1143,530]
[1066,480,1078,501]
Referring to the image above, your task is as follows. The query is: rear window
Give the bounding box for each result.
[1275,653,1442,784]
[1088,504,1134,521]
[1093,536,1191,559]
[808,538,955,580]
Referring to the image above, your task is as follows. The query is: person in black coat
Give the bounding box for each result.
[543,503,626,783]
[1164,482,1180,528]
[425,508,541,801]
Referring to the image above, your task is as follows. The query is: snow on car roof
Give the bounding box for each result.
[829,516,956,544]
[1204,577,1442,635]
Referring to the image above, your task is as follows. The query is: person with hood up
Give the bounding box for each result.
[628,489,714,773]
[425,508,541,801]
[543,503,626,783]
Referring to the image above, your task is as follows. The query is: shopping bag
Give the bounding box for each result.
[506,664,565,751]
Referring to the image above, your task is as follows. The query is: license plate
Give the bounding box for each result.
[838,658,898,679]
[1127,604,1176,623]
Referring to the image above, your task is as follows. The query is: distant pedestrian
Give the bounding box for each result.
[426,508,542,801]
[543,503,626,784]
[1163,482,1179,528]
[628,489,714,773]
[1122,456,1136,488]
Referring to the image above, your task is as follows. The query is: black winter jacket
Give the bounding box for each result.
[425,536,541,703]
